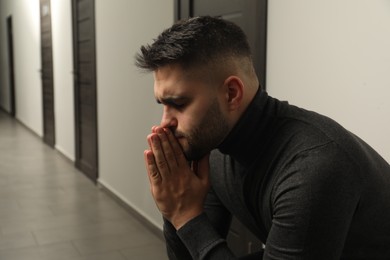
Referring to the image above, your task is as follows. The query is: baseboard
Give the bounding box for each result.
[97,181,165,242]
[0,106,8,113]
[2,109,165,242]
[7,112,75,164]
[54,145,75,163]
[14,117,42,139]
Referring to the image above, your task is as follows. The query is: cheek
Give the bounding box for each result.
[177,100,213,133]
[177,115,197,134]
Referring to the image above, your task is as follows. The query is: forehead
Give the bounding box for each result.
[153,64,204,98]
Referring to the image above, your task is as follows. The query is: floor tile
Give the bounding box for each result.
[0,242,80,260]
[0,111,167,259]
[65,251,126,260]
[121,242,169,260]
[72,230,162,255]
[33,219,142,245]
[0,232,37,251]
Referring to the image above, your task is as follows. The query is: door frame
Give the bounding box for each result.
[40,0,56,147]
[174,0,192,20]
[6,16,16,117]
[174,0,267,90]
[71,0,99,182]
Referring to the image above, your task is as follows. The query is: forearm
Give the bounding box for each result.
[163,218,193,260]
[168,213,264,260]
[165,211,265,260]
[165,214,235,259]
[176,213,232,259]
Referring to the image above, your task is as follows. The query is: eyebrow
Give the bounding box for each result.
[156,96,190,105]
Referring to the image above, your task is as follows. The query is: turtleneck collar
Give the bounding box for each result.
[218,88,275,165]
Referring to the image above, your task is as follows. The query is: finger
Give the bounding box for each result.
[147,134,153,149]
[151,125,158,133]
[144,150,161,183]
[150,133,170,177]
[156,127,178,167]
[164,128,188,166]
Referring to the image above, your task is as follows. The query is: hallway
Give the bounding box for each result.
[0,110,167,260]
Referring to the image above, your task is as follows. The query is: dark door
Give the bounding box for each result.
[176,0,267,256]
[176,0,267,89]
[6,16,16,117]
[72,0,98,182]
[40,0,55,147]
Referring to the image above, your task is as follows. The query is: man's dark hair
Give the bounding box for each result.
[135,16,252,71]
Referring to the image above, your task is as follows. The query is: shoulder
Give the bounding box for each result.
[270,141,363,213]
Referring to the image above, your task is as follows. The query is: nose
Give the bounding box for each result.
[160,106,177,128]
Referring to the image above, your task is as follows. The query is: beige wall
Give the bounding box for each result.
[267,0,390,163]
[51,0,75,160]
[0,0,174,230]
[95,0,174,229]
[0,0,42,135]
[0,0,75,159]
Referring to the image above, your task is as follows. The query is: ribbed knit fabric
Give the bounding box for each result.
[164,90,390,259]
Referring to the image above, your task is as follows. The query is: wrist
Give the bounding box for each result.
[172,210,203,230]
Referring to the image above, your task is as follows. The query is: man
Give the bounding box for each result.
[136,16,390,259]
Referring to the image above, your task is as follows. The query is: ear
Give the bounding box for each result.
[222,76,244,111]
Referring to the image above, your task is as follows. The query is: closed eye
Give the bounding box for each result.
[171,102,186,109]
[157,97,190,110]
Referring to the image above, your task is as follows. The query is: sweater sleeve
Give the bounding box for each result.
[171,213,264,260]
[177,213,235,259]
[263,143,362,259]
[164,187,242,259]
[163,217,193,260]
[165,213,237,260]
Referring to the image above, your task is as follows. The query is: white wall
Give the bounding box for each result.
[0,0,173,229]
[0,0,42,135]
[0,0,75,160]
[267,0,390,163]
[51,0,75,160]
[96,0,174,229]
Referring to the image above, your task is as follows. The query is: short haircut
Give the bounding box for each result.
[135,16,252,72]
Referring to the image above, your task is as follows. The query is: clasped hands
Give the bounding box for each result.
[144,126,210,230]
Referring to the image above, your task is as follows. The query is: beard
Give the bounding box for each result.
[176,99,229,161]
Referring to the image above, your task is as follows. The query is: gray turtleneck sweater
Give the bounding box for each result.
[163,90,390,259]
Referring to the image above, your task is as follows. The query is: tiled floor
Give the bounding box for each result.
[0,110,168,260]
